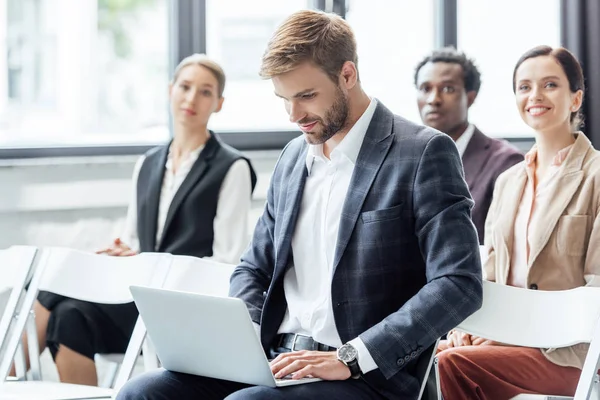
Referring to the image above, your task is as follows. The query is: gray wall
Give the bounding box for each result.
[0,151,279,251]
[0,137,534,252]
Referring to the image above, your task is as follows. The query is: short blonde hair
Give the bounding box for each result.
[172,54,226,97]
[260,10,358,83]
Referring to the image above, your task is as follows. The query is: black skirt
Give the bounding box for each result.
[37,291,139,361]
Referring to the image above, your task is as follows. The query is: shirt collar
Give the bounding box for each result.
[454,124,475,157]
[165,142,205,171]
[305,98,378,175]
[524,141,574,169]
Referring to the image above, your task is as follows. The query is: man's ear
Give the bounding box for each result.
[466,90,477,108]
[340,61,358,90]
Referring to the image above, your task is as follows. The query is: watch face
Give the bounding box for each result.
[338,344,358,362]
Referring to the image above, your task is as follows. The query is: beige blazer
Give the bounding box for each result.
[484,133,600,369]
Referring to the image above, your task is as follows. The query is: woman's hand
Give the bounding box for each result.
[446,330,472,347]
[447,330,499,347]
[96,238,137,257]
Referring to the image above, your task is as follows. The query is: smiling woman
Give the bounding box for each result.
[436,46,600,399]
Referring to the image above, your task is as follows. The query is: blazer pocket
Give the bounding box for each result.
[557,215,591,256]
[361,203,404,224]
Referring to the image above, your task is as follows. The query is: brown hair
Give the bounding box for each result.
[172,53,226,98]
[259,10,358,83]
[513,45,585,130]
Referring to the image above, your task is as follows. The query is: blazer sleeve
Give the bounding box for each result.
[359,133,483,379]
[584,204,600,287]
[483,175,504,282]
[228,144,294,324]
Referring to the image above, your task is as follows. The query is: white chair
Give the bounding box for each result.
[479,245,488,266]
[0,246,39,381]
[0,247,173,399]
[434,281,600,400]
[112,255,236,395]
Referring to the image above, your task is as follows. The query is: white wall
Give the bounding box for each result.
[0,150,279,251]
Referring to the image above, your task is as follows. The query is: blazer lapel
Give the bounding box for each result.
[156,135,219,249]
[462,128,490,190]
[272,144,309,284]
[496,167,527,284]
[144,145,169,252]
[332,104,394,271]
[527,134,590,267]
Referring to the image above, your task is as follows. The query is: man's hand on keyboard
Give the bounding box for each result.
[270,351,351,381]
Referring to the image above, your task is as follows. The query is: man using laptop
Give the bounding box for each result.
[118,10,482,400]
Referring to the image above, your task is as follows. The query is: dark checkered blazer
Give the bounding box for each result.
[230,101,483,399]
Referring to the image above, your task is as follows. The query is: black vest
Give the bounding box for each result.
[136,133,257,257]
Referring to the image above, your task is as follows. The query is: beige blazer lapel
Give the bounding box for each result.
[496,168,527,284]
[527,134,590,268]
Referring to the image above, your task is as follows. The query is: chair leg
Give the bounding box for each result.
[142,336,159,371]
[592,373,600,400]
[99,361,120,388]
[26,310,42,381]
[434,357,443,400]
[14,340,27,380]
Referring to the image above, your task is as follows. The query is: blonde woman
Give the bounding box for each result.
[16,54,257,386]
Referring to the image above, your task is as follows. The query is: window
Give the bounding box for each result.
[0,0,170,148]
[346,0,435,125]
[458,0,561,137]
[205,0,312,132]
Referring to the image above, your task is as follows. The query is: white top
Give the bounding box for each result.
[120,144,252,265]
[454,123,475,157]
[509,143,573,288]
[277,98,379,374]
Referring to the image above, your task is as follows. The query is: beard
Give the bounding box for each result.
[301,87,349,145]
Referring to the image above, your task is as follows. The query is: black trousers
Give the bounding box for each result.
[116,369,388,400]
[116,344,389,400]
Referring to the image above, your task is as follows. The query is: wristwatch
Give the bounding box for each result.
[337,343,361,379]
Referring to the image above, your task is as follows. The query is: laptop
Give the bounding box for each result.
[129,285,322,387]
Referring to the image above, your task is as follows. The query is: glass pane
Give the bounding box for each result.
[206,0,312,132]
[346,0,435,125]
[0,0,170,147]
[458,0,561,137]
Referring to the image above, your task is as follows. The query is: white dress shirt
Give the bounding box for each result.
[120,143,252,265]
[277,98,379,374]
[454,123,475,157]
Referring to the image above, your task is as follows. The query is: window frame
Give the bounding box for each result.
[1,0,541,159]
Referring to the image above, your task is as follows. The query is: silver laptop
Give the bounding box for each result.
[130,285,322,387]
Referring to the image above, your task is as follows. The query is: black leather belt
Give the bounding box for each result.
[277,333,337,352]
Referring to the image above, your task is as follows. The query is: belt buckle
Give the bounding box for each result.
[291,333,300,352]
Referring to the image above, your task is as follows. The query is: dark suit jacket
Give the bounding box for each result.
[229,102,483,399]
[462,127,523,244]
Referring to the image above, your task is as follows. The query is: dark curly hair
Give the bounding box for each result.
[414,47,482,95]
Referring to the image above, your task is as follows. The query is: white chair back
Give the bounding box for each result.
[458,281,600,348]
[0,247,173,383]
[479,245,488,267]
[35,247,172,304]
[162,255,235,295]
[0,246,38,353]
[450,281,600,400]
[112,255,236,394]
